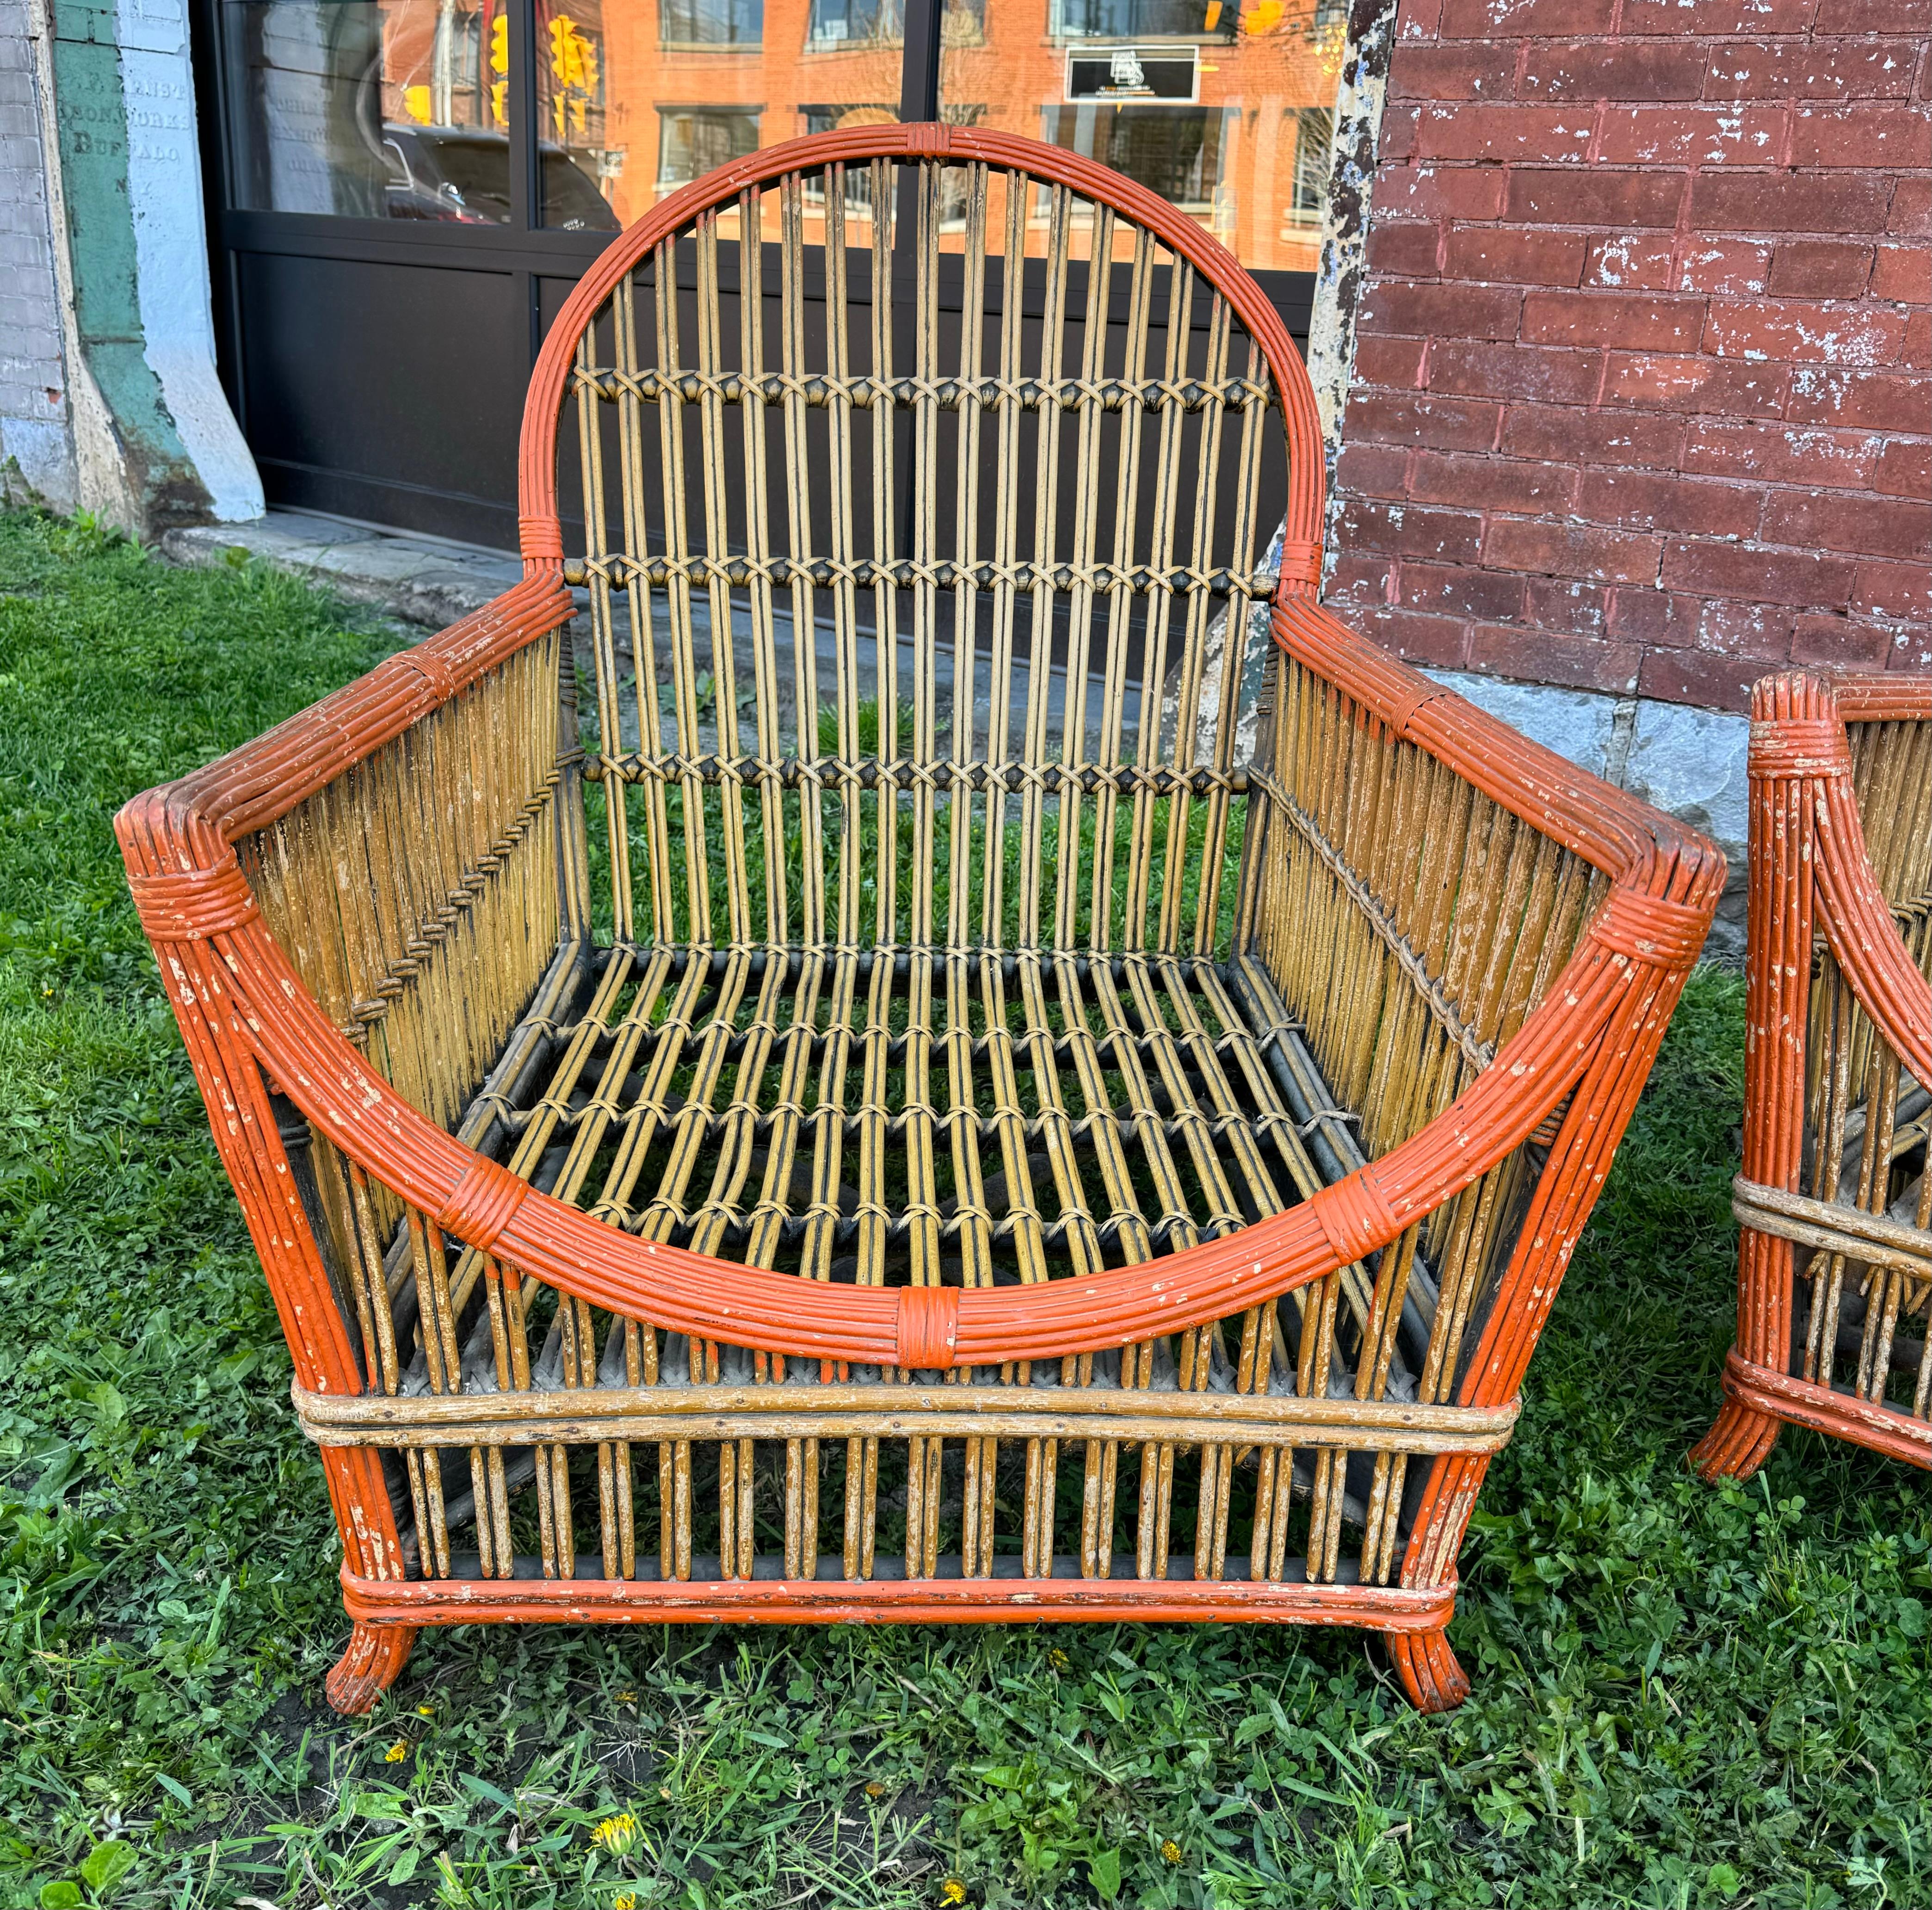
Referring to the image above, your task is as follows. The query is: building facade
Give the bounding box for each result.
[3,0,1926,757]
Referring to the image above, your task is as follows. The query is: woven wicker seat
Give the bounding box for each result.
[118,126,1720,1717]
[1695,671,1932,1479]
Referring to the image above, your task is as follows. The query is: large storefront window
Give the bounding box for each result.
[200,0,1342,542]
[220,0,1343,264]
[226,0,513,219]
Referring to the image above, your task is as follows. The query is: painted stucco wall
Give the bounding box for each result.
[115,0,259,522]
[4,0,258,532]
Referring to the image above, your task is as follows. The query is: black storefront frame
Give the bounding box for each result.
[191,0,1318,549]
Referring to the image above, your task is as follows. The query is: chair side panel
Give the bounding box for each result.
[235,635,573,1125]
[1795,711,1932,1429]
[1250,651,1609,1408]
[233,634,578,1290]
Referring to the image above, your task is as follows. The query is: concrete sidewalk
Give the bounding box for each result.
[160,508,525,632]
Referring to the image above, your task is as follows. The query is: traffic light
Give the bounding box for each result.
[545,15,598,139]
[488,9,508,125]
[549,15,585,88]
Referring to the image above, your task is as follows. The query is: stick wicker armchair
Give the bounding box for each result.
[1695,672,1932,1479]
[118,125,1721,1717]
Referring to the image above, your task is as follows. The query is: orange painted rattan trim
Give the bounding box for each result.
[1747,675,1932,1106]
[122,573,576,861]
[1720,1350,1932,1471]
[1830,673,1932,725]
[111,841,1706,1374]
[116,128,1723,1383]
[339,1564,1462,1630]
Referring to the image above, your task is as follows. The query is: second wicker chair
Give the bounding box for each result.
[1696,671,1932,1478]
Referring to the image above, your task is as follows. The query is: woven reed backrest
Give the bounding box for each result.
[533,131,1315,962]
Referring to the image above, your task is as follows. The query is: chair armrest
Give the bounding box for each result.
[120,570,580,1134]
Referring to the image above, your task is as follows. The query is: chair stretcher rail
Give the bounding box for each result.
[293,1378,1521,1454]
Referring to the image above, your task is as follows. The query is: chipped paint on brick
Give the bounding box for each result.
[1305,0,1401,470]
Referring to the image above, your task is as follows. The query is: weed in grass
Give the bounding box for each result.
[1,506,1928,1909]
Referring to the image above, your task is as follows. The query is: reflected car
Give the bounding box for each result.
[381,124,622,230]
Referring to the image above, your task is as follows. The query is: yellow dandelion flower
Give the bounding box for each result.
[1048,1647,1069,1671]
[591,1811,638,1849]
[864,1780,887,1799]
[614,1687,636,1703]
[383,1740,410,1763]
[940,1879,968,1906]
[416,1704,435,1717]
[614,1896,638,1910]
[1160,1838,1183,1865]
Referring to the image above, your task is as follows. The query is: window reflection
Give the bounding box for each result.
[1041,105,1229,211]
[541,0,901,226]
[807,0,904,49]
[1285,103,1330,231]
[657,105,760,186]
[223,0,1340,271]
[941,0,1342,270]
[1050,0,1235,40]
[227,0,513,220]
[661,0,764,43]
[939,0,984,43]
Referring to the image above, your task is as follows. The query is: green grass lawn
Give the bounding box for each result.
[2,505,1928,1910]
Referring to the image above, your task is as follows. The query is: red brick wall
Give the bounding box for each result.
[1327,0,1931,711]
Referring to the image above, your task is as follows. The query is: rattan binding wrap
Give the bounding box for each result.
[1694,671,1932,1479]
[118,127,1721,1718]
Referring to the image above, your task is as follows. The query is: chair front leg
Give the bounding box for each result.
[325,1622,420,1715]
[1690,1229,1787,1480]
[1385,1626,1469,1714]
[1689,1394,1783,1480]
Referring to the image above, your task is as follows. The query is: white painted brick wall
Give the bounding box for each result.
[0,0,76,510]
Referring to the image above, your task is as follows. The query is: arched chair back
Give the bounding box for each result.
[519,125,1324,964]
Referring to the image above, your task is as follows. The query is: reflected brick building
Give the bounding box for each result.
[404,0,1346,269]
